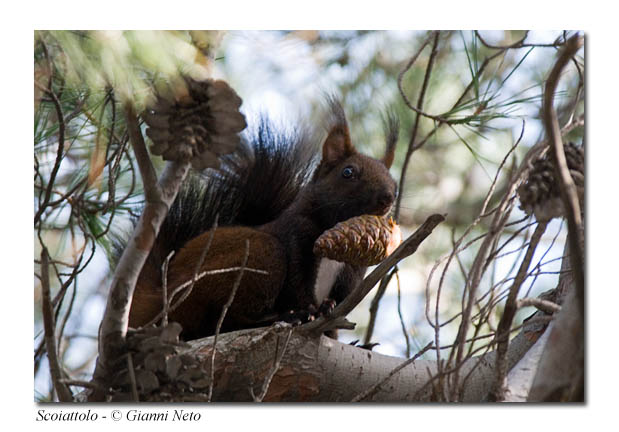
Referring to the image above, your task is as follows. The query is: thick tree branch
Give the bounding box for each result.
[527,221,585,401]
[250,327,295,402]
[173,302,548,402]
[541,34,585,316]
[93,105,191,396]
[350,341,434,402]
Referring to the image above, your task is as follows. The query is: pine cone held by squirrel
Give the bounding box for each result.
[314,215,402,266]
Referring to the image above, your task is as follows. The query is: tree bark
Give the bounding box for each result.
[527,243,584,401]
[158,309,549,402]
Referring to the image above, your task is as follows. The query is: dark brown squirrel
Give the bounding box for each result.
[126,100,398,340]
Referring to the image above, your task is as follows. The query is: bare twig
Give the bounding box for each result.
[425,122,525,385]
[127,352,139,402]
[444,146,547,397]
[474,30,568,50]
[250,327,294,402]
[517,298,562,314]
[395,31,441,220]
[490,220,549,401]
[142,267,269,329]
[33,80,66,227]
[363,268,396,345]
[167,215,219,313]
[40,247,73,402]
[395,271,411,357]
[397,31,444,121]
[160,251,175,327]
[124,103,159,201]
[449,152,543,387]
[407,43,509,153]
[207,239,250,402]
[165,266,269,315]
[142,216,220,329]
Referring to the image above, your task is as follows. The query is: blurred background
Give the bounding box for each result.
[34,30,584,400]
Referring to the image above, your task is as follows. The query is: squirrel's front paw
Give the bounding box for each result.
[281,299,336,325]
[281,308,315,326]
[317,298,336,317]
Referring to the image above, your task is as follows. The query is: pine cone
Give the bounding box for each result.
[109,322,210,401]
[517,142,584,221]
[313,215,402,266]
[143,77,247,170]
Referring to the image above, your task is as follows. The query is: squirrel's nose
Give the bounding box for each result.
[376,191,395,209]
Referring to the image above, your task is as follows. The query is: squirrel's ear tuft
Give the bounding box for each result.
[322,125,355,164]
[322,98,355,164]
[382,111,399,169]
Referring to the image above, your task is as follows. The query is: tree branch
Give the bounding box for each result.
[474,30,568,50]
[124,103,159,201]
[93,105,191,397]
[541,34,585,316]
[527,214,585,401]
[395,31,441,220]
[208,239,250,402]
[40,247,73,402]
[177,302,549,402]
[33,80,66,227]
[363,268,396,345]
[350,341,434,402]
[517,297,561,314]
[490,220,549,401]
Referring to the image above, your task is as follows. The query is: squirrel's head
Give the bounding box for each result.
[309,101,398,228]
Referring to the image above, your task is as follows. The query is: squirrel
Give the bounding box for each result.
[127,100,398,340]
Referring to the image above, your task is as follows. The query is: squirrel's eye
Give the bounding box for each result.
[341,166,354,179]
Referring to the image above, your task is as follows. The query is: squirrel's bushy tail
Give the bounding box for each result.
[136,117,319,279]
